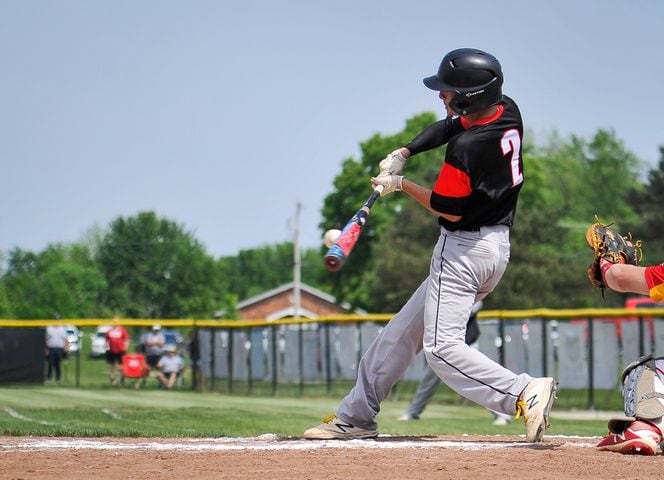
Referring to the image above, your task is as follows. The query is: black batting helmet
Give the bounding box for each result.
[423,48,503,115]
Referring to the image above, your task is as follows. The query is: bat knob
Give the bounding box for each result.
[324,255,342,272]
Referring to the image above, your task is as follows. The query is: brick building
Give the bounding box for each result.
[236,282,351,321]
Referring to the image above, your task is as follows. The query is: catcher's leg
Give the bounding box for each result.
[597,420,662,455]
[598,356,664,455]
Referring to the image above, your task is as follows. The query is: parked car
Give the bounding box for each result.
[89,325,112,358]
[65,325,81,354]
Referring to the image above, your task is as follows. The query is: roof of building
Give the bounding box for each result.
[236,282,339,310]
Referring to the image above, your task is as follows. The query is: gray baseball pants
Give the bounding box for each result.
[336,225,533,430]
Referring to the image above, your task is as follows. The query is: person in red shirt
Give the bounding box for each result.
[105,318,129,384]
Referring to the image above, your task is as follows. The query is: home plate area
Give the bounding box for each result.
[3,433,599,451]
[1,434,660,480]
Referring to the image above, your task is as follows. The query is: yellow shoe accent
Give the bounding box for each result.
[514,400,528,421]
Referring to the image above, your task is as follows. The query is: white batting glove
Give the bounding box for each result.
[379,149,408,175]
[371,174,403,196]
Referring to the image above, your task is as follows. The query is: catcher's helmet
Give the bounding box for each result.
[423,48,503,115]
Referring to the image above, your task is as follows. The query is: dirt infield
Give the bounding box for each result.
[1,434,659,479]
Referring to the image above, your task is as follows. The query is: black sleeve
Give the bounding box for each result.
[404,116,463,155]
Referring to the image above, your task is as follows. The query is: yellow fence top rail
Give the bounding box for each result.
[2,307,664,329]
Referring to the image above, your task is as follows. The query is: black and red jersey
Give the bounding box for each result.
[405,95,524,231]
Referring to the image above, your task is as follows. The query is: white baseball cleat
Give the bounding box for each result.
[515,377,558,442]
[303,415,378,440]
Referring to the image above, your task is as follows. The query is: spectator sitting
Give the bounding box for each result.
[156,344,184,389]
[143,325,165,369]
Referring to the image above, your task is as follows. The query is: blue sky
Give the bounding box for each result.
[2,1,663,258]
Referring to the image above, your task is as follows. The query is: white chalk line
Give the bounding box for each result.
[2,434,599,452]
[2,407,55,426]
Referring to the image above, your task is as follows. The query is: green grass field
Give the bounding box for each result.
[0,385,613,438]
[0,330,620,439]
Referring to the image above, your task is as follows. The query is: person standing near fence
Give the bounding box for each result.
[188,327,204,391]
[105,317,129,384]
[304,47,557,443]
[45,316,68,383]
[143,325,165,369]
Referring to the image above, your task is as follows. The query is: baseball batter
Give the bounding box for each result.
[304,48,557,443]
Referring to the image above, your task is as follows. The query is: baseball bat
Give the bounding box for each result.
[324,185,384,271]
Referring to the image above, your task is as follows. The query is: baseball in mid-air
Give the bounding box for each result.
[323,229,342,248]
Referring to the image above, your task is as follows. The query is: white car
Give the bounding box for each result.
[89,325,112,358]
[65,326,81,354]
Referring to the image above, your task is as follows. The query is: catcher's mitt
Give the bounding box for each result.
[586,216,642,291]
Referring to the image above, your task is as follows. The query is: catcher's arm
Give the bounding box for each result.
[585,216,642,292]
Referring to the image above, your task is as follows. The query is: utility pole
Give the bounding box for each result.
[293,202,304,396]
[293,202,302,320]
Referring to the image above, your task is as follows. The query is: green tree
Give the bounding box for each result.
[368,201,438,312]
[97,211,222,318]
[218,242,327,302]
[0,272,11,318]
[628,146,664,264]
[318,113,441,310]
[552,129,643,226]
[2,244,106,318]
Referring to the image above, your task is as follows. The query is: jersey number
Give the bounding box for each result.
[501,129,523,187]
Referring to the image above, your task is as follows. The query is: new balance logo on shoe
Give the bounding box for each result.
[303,415,378,440]
[332,419,354,433]
[523,394,539,410]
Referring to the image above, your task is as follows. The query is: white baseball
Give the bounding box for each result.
[323,229,342,248]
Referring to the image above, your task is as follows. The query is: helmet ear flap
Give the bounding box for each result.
[448,79,502,116]
[449,95,471,116]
